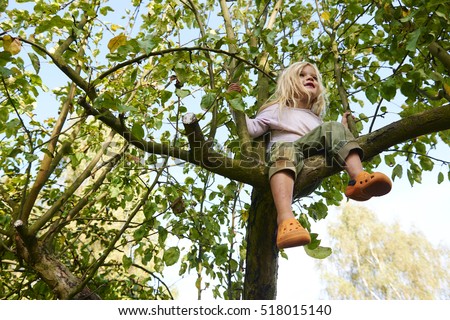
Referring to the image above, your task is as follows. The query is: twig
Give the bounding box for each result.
[131,263,175,300]
[93,46,275,86]
[385,148,450,165]
[67,158,167,299]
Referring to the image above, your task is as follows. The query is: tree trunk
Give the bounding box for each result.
[243,187,279,299]
[14,230,100,300]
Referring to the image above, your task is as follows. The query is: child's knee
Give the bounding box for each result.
[268,160,297,181]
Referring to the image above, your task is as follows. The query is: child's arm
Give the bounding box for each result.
[227,83,271,138]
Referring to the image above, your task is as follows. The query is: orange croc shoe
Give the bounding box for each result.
[276,218,311,249]
[345,171,392,201]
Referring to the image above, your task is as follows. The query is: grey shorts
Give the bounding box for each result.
[267,121,363,182]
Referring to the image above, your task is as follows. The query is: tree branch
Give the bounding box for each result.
[131,263,175,300]
[28,130,116,235]
[67,160,165,299]
[79,98,266,186]
[21,76,80,224]
[54,12,90,57]
[331,32,358,136]
[429,41,450,73]
[18,37,91,96]
[92,46,275,88]
[183,0,219,141]
[41,150,125,245]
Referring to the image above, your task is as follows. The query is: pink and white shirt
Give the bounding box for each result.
[245,104,323,149]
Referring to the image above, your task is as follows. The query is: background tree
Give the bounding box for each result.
[0,0,449,300]
[318,204,449,299]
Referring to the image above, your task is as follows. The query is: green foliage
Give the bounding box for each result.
[0,0,448,300]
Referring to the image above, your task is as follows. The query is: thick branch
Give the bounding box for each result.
[79,97,266,185]
[84,103,450,193]
[182,113,265,183]
[359,104,450,159]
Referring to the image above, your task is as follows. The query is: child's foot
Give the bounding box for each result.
[345,171,392,201]
[276,218,311,249]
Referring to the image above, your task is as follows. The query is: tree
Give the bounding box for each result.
[0,0,449,300]
[318,204,450,299]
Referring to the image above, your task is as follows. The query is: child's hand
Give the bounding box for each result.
[227,83,242,93]
[341,111,354,128]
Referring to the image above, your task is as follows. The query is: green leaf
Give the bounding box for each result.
[160,90,173,104]
[175,89,190,99]
[158,226,168,246]
[129,67,138,85]
[307,233,320,250]
[0,66,12,77]
[308,201,328,220]
[0,51,12,66]
[437,172,444,184]
[365,86,379,104]
[392,164,403,181]
[232,62,245,81]
[224,91,246,112]
[133,226,147,241]
[0,0,6,12]
[213,244,228,265]
[400,82,416,98]
[228,97,245,112]
[380,78,397,101]
[419,156,434,171]
[384,154,396,167]
[94,91,118,109]
[28,52,40,74]
[122,255,132,271]
[163,247,180,266]
[0,105,9,122]
[406,28,422,52]
[8,148,22,158]
[138,34,158,54]
[414,141,426,154]
[304,245,332,259]
[200,93,216,110]
[131,123,145,139]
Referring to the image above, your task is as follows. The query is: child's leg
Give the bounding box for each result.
[269,162,311,249]
[344,150,364,180]
[293,121,392,201]
[269,168,295,225]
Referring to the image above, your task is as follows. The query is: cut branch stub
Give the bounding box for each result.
[182,112,210,165]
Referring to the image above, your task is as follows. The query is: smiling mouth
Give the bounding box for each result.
[304,83,315,88]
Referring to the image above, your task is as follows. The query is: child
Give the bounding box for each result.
[228,61,392,249]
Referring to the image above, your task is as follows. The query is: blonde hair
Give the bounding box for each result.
[260,61,328,117]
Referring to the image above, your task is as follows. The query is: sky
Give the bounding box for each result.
[4,0,449,301]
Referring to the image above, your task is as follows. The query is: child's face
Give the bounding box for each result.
[300,65,320,100]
